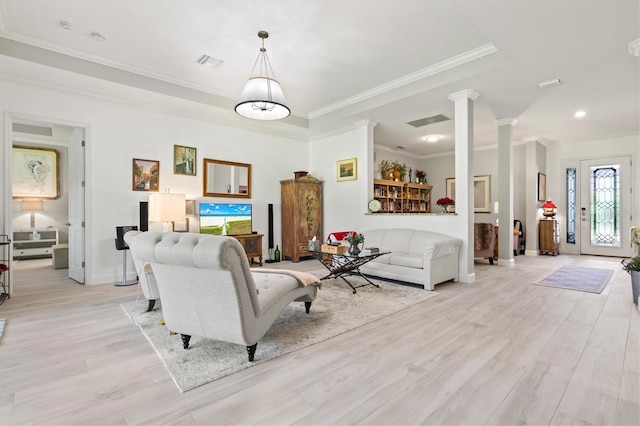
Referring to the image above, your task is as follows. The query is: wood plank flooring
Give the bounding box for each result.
[0,255,638,425]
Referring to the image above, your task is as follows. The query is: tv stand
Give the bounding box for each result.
[232,234,263,266]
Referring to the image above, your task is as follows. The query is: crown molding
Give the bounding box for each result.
[309,43,497,119]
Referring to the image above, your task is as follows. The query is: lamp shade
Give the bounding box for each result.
[21,200,44,212]
[235,77,290,120]
[542,200,557,209]
[149,193,186,222]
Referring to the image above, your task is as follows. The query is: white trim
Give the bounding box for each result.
[310,44,497,119]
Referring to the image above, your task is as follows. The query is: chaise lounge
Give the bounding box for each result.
[124,231,321,361]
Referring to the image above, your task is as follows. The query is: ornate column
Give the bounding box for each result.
[496,118,517,266]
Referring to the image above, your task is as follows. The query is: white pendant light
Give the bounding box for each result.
[235,31,290,120]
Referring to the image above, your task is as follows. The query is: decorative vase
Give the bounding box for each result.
[392,169,400,181]
[348,243,361,256]
[441,204,450,213]
[631,270,640,306]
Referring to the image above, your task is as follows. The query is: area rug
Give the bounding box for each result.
[535,266,614,293]
[121,276,437,392]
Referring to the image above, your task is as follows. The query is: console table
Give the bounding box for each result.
[233,234,263,266]
[13,227,59,259]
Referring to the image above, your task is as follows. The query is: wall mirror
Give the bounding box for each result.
[203,158,252,198]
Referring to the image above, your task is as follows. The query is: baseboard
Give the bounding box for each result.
[459,272,475,283]
[524,250,539,256]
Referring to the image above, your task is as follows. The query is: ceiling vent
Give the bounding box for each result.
[406,114,450,128]
[395,145,405,150]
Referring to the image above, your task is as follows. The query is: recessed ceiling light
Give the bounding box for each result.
[425,135,440,142]
[537,78,562,88]
[574,110,586,118]
[91,32,106,42]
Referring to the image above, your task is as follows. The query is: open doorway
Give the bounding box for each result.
[8,117,85,285]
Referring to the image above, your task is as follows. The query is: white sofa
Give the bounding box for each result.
[358,228,461,290]
[124,231,320,361]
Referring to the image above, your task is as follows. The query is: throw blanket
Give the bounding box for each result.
[474,223,494,250]
[253,268,321,287]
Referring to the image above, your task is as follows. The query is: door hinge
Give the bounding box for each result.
[81,140,85,147]
[82,261,85,268]
[82,181,85,187]
[82,221,85,227]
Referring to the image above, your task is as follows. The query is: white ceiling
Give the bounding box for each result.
[1,0,638,156]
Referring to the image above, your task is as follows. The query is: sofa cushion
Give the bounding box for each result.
[253,273,300,315]
[389,254,423,269]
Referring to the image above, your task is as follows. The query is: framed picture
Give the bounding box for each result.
[538,172,547,201]
[337,158,357,181]
[132,158,160,192]
[12,146,60,199]
[445,175,492,213]
[174,145,196,176]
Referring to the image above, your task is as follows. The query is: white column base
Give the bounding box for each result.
[497,258,515,267]
[524,250,539,256]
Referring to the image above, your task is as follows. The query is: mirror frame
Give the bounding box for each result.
[203,158,252,198]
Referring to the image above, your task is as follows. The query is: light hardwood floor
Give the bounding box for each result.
[0,254,638,425]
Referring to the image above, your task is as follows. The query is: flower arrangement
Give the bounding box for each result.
[436,197,455,206]
[0,264,8,274]
[344,232,365,245]
[621,256,640,273]
[416,170,426,179]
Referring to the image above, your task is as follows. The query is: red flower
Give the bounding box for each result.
[436,197,455,206]
[0,264,8,273]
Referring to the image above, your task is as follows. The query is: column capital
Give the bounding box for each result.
[354,119,377,129]
[448,89,480,102]
[495,118,518,127]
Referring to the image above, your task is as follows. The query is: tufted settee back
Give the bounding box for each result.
[124,231,261,345]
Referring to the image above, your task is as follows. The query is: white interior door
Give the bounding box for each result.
[580,156,632,257]
[68,128,85,283]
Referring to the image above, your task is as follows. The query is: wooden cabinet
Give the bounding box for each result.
[539,219,559,256]
[281,176,323,262]
[232,234,263,266]
[373,179,432,213]
[13,228,59,259]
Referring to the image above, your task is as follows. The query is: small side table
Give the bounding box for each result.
[539,219,559,256]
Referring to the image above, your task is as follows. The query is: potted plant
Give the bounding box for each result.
[391,161,408,182]
[621,256,640,307]
[344,232,365,255]
[436,197,455,213]
[379,160,393,180]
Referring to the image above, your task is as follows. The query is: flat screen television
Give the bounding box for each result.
[199,203,252,236]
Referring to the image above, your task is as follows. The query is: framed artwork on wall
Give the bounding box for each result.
[445,175,492,213]
[132,158,160,192]
[12,146,60,199]
[174,145,197,176]
[538,172,547,201]
[337,158,357,181]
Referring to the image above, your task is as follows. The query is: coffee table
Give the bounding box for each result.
[312,250,389,293]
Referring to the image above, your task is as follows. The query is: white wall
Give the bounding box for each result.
[1,76,309,285]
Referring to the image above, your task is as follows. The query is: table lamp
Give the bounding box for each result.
[21,200,44,228]
[149,193,186,232]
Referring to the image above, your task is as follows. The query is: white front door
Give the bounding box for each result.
[68,128,85,283]
[579,156,632,257]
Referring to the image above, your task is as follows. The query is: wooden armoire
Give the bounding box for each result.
[280,175,323,262]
